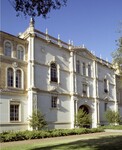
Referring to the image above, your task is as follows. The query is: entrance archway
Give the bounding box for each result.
[79,105,89,114]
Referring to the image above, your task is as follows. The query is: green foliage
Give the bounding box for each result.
[29,110,47,130]
[104,109,121,124]
[112,37,122,66]
[10,0,67,18]
[75,109,92,128]
[0,128,104,143]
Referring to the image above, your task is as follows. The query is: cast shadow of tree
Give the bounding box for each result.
[30,135,122,150]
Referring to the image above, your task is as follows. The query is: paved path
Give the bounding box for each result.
[1,132,122,149]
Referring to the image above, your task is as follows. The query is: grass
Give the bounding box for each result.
[1,132,122,150]
[100,125,122,130]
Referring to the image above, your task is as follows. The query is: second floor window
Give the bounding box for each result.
[83,63,86,76]
[82,84,87,97]
[76,60,80,73]
[17,46,24,60]
[104,79,108,93]
[5,41,12,56]
[16,70,22,88]
[88,64,91,77]
[51,63,57,82]
[7,68,13,87]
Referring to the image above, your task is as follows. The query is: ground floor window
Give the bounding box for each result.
[10,103,20,121]
[51,96,58,108]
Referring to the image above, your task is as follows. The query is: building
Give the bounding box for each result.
[0,19,122,132]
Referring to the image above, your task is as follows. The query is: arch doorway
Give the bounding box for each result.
[78,105,91,128]
[79,105,89,114]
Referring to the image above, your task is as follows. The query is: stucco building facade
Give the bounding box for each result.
[0,19,122,132]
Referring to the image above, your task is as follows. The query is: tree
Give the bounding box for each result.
[75,109,92,128]
[104,109,121,125]
[112,37,122,67]
[9,0,67,18]
[29,109,47,130]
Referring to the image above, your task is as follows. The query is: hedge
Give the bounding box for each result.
[0,128,104,143]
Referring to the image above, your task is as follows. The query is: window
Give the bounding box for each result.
[83,63,86,76]
[104,79,108,93]
[16,70,21,88]
[104,103,107,111]
[10,103,19,121]
[5,41,12,56]
[51,96,58,108]
[82,83,87,97]
[17,46,24,60]
[7,68,13,87]
[88,64,91,77]
[51,63,57,82]
[76,60,80,73]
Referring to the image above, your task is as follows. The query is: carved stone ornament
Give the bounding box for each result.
[12,62,18,68]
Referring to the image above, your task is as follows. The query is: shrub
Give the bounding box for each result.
[104,109,121,125]
[0,128,104,143]
[29,109,47,130]
[75,109,92,128]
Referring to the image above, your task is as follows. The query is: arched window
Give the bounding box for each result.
[51,63,57,82]
[7,68,13,87]
[17,46,24,60]
[16,70,22,88]
[5,41,12,56]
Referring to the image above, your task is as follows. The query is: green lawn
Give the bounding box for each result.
[1,133,122,150]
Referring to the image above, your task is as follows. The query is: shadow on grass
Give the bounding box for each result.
[30,135,122,150]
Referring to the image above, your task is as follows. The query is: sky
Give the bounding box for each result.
[1,0,122,62]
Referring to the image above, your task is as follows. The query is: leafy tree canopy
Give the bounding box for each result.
[112,37,122,66]
[9,0,67,18]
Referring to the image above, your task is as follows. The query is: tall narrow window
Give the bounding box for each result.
[104,103,107,111]
[51,96,58,108]
[7,68,13,87]
[17,46,24,60]
[82,83,87,97]
[5,41,12,56]
[83,63,86,76]
[76,60,80,73]
[104,79,108,93]
[88,64,91,77]
[16,70,21,88]
[10,103,19,121]
[51,63,57,82]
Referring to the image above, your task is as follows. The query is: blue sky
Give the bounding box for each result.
[1,0,122,62]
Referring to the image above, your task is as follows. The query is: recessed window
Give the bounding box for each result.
[16,70,22,88]
[88,64,91,77]
[10,103,19,121]
[5,41,12,56]
[104,103,107,111]
[104,79,108,93]
[76,60,80,73]
[7,68,13,87]
[51,96,58,108]
[7,68,23,89]
[17,46,24,60]
[82,83,87,97]
[51,63,57,82]
[83,63,86,76]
